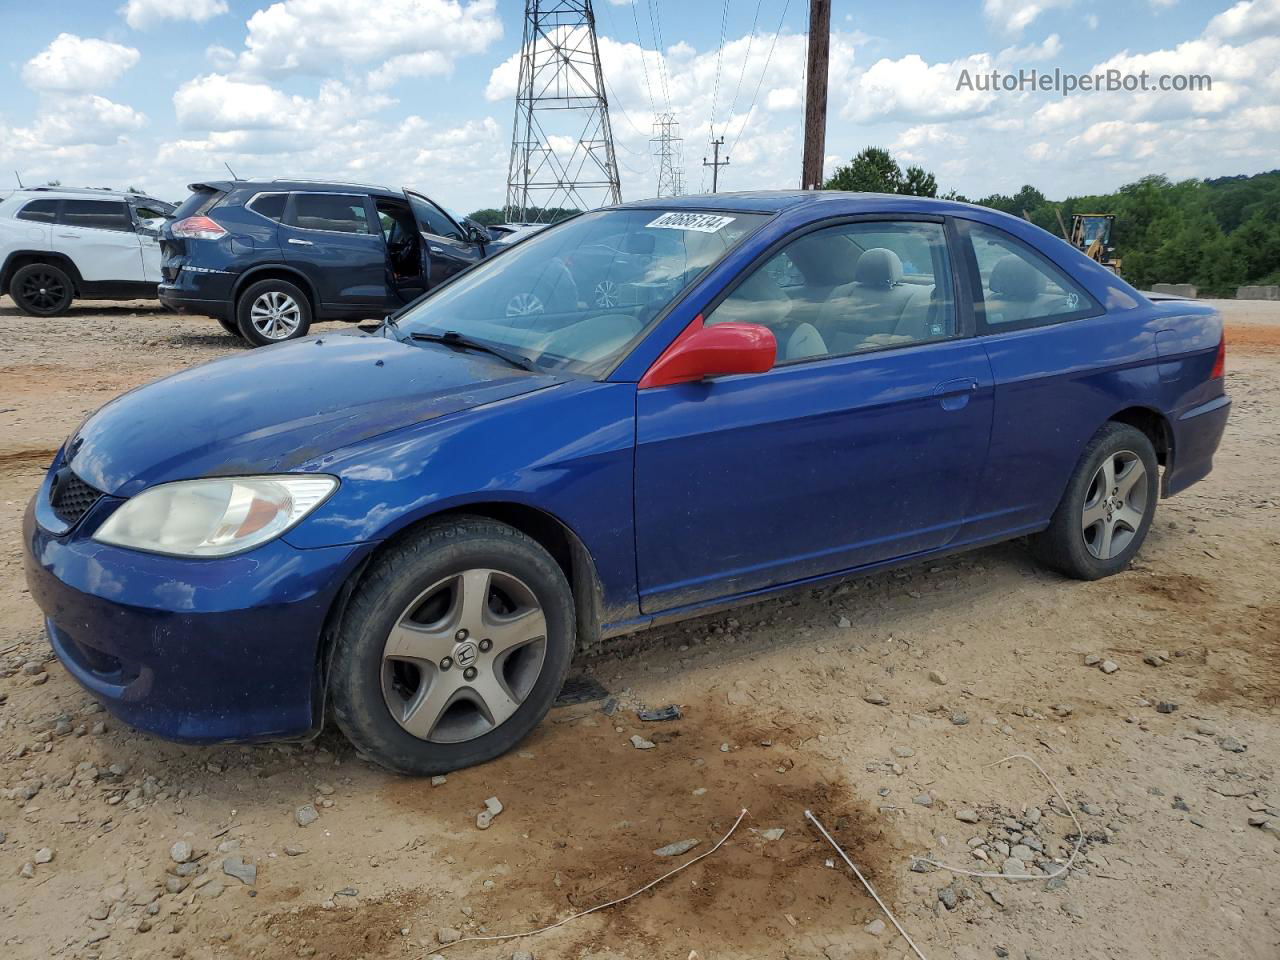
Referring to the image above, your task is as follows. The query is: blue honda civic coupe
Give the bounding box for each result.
[24,192,1230,774]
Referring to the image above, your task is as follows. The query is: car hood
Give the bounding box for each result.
[66,332,567,497]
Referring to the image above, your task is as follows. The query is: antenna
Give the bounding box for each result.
[14,171,24,188]
[224,161,240,180]
[505,1,622,223]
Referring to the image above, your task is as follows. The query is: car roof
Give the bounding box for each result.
[198,179,403,198]
[3,186,165,202]
[613,190,986,218]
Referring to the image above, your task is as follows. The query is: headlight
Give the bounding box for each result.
[94,475,337,557]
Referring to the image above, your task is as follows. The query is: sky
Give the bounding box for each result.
[0,0,1277,211]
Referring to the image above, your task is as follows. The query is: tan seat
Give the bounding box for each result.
[816,248,916,354]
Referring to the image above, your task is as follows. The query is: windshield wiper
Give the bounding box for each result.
[407,330,537,371]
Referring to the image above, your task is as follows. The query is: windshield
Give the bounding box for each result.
[396,208,770,375]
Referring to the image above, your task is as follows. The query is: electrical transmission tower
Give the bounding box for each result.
[505,1,622,223]
[650,113,684,198]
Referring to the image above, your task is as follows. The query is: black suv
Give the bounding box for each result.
[159,180,493,346]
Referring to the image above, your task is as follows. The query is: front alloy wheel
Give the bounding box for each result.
[330,517,575,775]
[381,569,548,743]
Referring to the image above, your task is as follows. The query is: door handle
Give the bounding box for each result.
[933,378,979,411]
[287,238,314,245]
[58,233,80,239]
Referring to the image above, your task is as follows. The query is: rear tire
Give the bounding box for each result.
[10,263,74,317]
[235,278,311,346]
[329,517,575,776]
[1032,422,1159,580]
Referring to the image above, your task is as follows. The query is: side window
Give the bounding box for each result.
[16,199,59,223]
[289,193,372,234]
[247,193,288,222]
[410,196,463,241]
[966,223,1097,328]
[705,220,956,363]
[58,199,134,232]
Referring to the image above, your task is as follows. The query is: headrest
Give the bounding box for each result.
[989,255,1045,301]
[786,232,860,285]
[854,248,903,287]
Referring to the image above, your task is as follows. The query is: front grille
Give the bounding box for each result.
[50,470,103,527]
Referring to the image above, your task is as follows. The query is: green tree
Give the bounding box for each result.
[466,208,506,226]
[900,165,938,198]
[824,147,902,193]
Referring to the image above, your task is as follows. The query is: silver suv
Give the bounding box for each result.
[0,187,174,316]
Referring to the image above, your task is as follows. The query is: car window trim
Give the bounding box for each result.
[405,190,464,242]
[953,217,1105,334]
[244,191,290,225]
[55,198,136,234]
[15,198,60,223]
[695,213,972,372]
[281,190,378,237]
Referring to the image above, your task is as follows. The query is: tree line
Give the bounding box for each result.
[823,147,1280,296]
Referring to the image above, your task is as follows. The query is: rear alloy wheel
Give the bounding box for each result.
[11,263,74,317]
[330,517,575,775]
[1032,422,1159,580]
[236,278,312,346]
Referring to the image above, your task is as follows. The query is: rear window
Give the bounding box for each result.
[248,193,288,222]
[173,188,225,220]
[289,193,372,234]
[16,199,58,223]
[58,199,133,232]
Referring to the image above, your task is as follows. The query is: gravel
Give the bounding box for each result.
[295,803,319,827]
[653,838,700,857]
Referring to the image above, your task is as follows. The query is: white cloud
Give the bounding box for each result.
[842,53,999,123]
[999,33,1063,61]
[22,33,141,93]
[16,95,147,147]
[120,0,229,30]
[234,0,502,79]
[1206,0,1280,40]
[982,0,1074,36]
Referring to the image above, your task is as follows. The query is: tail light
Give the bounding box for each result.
[1210,334,1226,380]
[171,215,227,240]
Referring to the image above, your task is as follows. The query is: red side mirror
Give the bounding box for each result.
[639,317,776,389]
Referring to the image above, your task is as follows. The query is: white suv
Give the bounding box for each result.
[0,187,174,316]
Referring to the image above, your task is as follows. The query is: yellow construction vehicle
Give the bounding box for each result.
[1056,210,1122,275]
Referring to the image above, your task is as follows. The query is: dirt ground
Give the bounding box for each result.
[1,297,1277,960]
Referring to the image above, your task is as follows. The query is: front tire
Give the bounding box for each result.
[236,278,311,346]
[330,517,575,776]
[1032,422,1159,580]
[10,263,74,317]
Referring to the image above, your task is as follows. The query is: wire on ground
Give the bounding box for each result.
[433,807,749,953]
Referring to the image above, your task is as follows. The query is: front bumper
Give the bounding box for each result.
[22,478,374,743]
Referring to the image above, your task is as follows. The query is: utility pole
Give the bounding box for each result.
[505,0,622,222]
[703,136,729,193]
[800,0,831,190]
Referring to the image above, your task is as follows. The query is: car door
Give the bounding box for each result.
[55,199,145,283]
[279,192,387,308]
[407,192,485,287]
[953,218,1141,541]
[129,198,170,283]
[633,217,994,614]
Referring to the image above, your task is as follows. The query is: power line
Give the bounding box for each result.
[725,0,765,125]
[727,0,792,159]
[648,0,672,114]
[708,0,730,136]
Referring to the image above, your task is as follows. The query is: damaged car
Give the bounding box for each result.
[25,192,1229,775]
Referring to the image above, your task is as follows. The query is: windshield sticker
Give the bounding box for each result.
[646,212,736,233]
